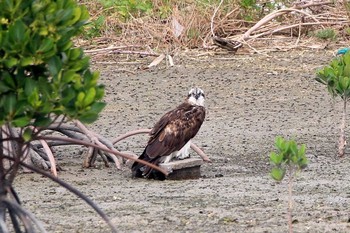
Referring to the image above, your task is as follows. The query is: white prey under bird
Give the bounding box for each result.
[132,87,206,180]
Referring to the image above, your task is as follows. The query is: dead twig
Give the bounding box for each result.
[210,0,224,37]
[85,47,159,57]
[84,45,143,54]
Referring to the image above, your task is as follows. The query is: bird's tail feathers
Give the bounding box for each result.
[131,149,165,180]
[131,148,149,177]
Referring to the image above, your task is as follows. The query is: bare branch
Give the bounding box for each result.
[36,135,168,175]
[1,197,47,233]
[37,139,57,177]
[3,155,117,233]
[32,127,58,177]
[74,120,122,169]
[112,128,211,162]
[112,128,151,144]
[190,142,212,163]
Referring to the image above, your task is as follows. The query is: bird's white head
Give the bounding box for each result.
[187,87,205,106]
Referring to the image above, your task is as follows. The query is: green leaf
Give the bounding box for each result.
[38,38,54,53]
[55,8,74,24]
[58,40,73,51]
[25,78,37,96]
[4,57,18,68]
[344,64,350,78]
[70,56,89,71]
[0,81,11,93]
[77,92,85,103]
[14,100,29,116]
[3,94,16,115]
[68,48,82,60]
[48,56,62,76]
[33,115,52,127]
[28,91,41,108]
[83,87,96,107]
[2,72,16,89]
[62,70,76,83]
[12,116,31,127]
[89,102,106,114]
[75,92,85,108]
[22,128,33,142]
[61,88,75,105]
[95,85,104,99]
[31,1,48,14]
[343,52,350,67]
[298,156,308,170]
[67,7,82,25]
[269,152,283,165]
[275,136,283,150]
[270,167,285,181]
[298,144,306,157]
[9,20,26,44]
[78,112,99,123]
[20,57,35,66]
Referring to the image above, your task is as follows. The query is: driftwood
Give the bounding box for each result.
[241,1,337,41]
[212,36,243,52]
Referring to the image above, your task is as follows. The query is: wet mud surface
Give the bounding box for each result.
[14,50,350,232]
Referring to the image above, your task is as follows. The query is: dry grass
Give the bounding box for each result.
[77,0,350,56]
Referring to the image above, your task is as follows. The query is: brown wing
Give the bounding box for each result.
[145,102,205,159]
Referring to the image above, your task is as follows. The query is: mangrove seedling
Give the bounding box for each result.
[316,51,350,157]
[269,136,308,233]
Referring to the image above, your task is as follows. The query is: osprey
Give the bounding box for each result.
[132,87,206,179]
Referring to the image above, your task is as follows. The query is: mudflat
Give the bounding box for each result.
[14,50,350,232]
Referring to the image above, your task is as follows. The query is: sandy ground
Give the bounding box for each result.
[13,50,350,233]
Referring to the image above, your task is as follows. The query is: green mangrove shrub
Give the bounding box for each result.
[0,0,116,232]
[0,0,105,128]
